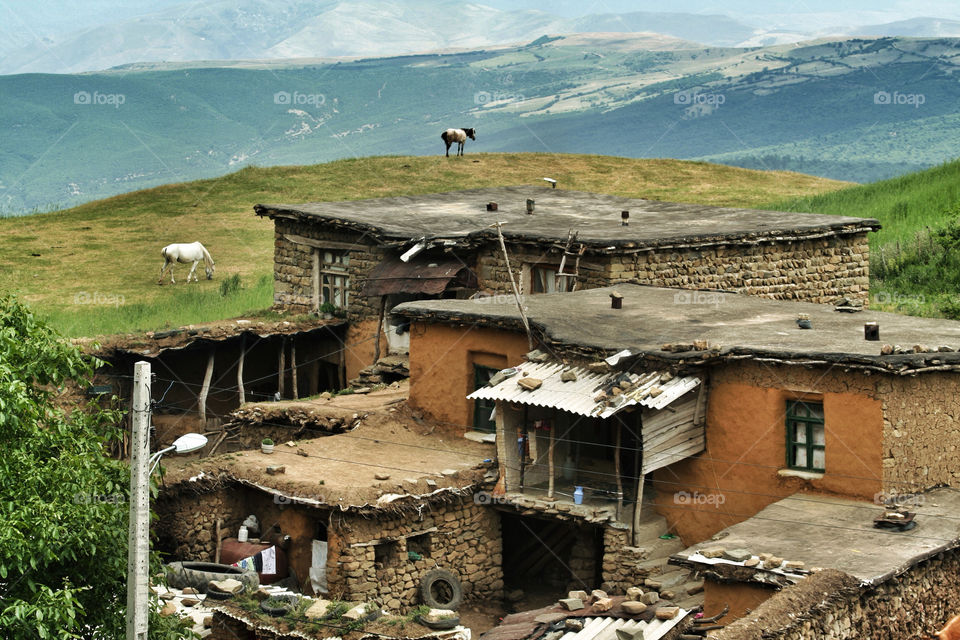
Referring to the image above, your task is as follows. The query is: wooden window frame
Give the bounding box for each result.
[530,264,575,294]
[320,250,350,308]
[786,400,825,472]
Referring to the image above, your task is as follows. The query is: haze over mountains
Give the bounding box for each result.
[4,0,960,75]
[3,0,960,215]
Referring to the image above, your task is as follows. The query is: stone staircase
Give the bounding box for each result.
[624,510,705,611]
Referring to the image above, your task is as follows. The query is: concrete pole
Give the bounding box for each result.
[237,334,246,405]
[126,361,151,640]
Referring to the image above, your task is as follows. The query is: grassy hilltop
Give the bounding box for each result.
[0,153,847,336]
[772,159,960,317]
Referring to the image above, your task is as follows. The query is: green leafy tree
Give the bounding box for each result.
[0,296,193,639]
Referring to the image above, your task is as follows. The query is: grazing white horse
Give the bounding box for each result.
[441,127,476,157]
[158,242,215,284]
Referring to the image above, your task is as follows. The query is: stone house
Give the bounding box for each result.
[254,186,877,384]
[156,408,503,612]
[390,284,960,613]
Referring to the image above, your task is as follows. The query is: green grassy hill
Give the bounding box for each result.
[0,153,847,337]
[771,158,960,317]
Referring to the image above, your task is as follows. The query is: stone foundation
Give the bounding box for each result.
[329,499,504,611]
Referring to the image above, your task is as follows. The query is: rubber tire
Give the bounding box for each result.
[164,561,260,594]
[419,568,463,611]
[261,594,300,617]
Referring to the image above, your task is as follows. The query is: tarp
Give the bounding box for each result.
[361,256,477,297]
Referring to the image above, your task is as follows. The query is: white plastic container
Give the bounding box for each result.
[238,525,249,542]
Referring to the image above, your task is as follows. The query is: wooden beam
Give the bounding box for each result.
[237,334,246,405]
[284,234,367,252]
[349,527,439,547]
[312,248,321,314]
[632,473,646,546]
[291,339,299,400]
[278,337,286,399]
[615,420,623,519]
[214,518,223,564]
[199,349,215,426]
[374,296,386,363]
[547,423,556,500]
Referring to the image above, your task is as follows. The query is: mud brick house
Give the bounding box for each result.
[155,405,503,612]
[254,186,878,381]
[671,488,960,636]
[391,284,960,603]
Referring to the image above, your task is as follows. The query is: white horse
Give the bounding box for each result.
[158,242,215,284]
[441,127,476,157]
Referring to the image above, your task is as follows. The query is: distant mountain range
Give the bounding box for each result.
[4,0,960,75]
[2,34,960,214]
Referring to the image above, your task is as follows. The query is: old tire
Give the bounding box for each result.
[165,561,259,594]
[419,568,463,611]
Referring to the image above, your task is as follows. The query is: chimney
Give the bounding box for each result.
[526,199,535,214]
[621,210,629,226]
[865,322,879,341]
[610,291,623,309]
[487,202,498,211]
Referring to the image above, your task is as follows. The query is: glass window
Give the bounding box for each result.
[531,265,575,294]
[786,400,825,472]
[320,251,350,307]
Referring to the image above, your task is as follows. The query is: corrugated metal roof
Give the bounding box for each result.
[467,361,700,418]
[361,256,477,297]
[559,613,689,640]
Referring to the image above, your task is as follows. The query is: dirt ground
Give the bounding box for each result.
[166,383,496,507]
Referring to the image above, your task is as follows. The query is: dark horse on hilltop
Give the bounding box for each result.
[441,128,476,157]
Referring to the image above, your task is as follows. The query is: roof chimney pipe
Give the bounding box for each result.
[621,210,629,226]
[526,199,535,214]
[610,291,623,309]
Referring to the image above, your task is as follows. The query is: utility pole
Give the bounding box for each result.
[127,361,151,640]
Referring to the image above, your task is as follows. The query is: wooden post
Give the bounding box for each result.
[237,334,246,405]
[199,349,215,426]
[278,337,286,399]
[291,339,299,400]
[547,423,556,500]
[214,518,223,564]
[310,358,320,396]
[491,221,534,350]
[312,248,321,314]
[614,420,623,519]
[374,296,386,363]
[632,473,645,546]
[338,340,346,390]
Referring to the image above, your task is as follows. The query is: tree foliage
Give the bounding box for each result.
[0,296,193,638]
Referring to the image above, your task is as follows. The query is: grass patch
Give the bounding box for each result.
[1,153,846,337]
[769,158,960,317]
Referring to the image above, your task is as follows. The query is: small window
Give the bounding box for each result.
[321,251,350,308]
[473,365,499,432]
[786,401,825,472]
[373,540,399,568]
[530,265,575,294]
[407,533,432,558]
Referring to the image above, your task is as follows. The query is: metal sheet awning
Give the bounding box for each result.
[361,256,477,297]
[467,361,700,419]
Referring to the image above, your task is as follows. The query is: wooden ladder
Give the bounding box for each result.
[556,230,585,292]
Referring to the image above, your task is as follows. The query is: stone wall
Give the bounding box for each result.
[473,233,870,304]
[601,526,648,592]
[882,371,960,492]
[272,219,387,322]
[273,220,871,323]
[155,485,244,562]
[718,548,960,639]
[329,498,503,611]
